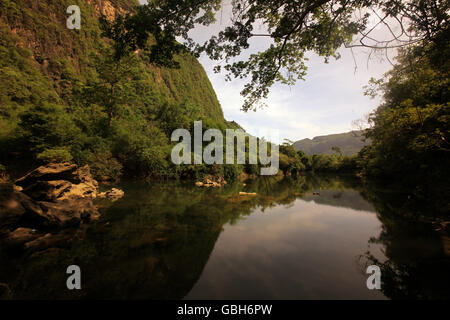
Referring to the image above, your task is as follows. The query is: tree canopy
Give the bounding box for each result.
[101,0,450,110]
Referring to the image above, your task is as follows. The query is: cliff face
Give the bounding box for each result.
[0,0,225,122]
[0,0,231,179]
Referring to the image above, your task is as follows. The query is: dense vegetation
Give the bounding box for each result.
[358,39,450,214]
[0,0,448,218]
[278,142,358,176]
[104,0,448,111]
[0,0,241,181]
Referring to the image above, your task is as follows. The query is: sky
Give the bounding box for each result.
[138,1,395,142]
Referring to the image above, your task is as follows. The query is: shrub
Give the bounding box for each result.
[37,147,73,163]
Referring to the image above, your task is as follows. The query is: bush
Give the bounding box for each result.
[79,140,123,180]
[222,164,241,182]
[19,103,84,156]
[37,147,73,163]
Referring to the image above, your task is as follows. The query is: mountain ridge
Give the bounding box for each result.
[293,131,369,156]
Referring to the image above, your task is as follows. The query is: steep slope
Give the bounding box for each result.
[294,131,369,156]
[0,0,230,179]
[0,0,224,121]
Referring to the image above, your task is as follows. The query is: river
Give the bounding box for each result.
[1,174,448,299]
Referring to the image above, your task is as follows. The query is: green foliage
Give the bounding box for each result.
[359,42,450,213]
[278,141,358,175]
[107,0,449,110]
[0,0,233,181]
[18,103,84,154]
[37,147,73,163]
[279,143,305,175]
[361,44,449,177]
[79,140,123,180]
[157,101,201,136]
[222,164,241,182]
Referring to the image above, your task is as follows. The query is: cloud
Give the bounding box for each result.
[138,0,393,141]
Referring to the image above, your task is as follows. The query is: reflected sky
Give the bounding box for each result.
[186,197,387,299]
[2,175,447,300]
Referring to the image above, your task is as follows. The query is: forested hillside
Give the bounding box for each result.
[0,0,231,180]
[293,131,369,156]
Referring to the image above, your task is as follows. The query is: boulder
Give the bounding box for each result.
[15,163,77,188]
[0,184,26,229]
[24,232,76,252]
[1,163,101,256]
[98,188,124,202]
[37,199,100,229]
[22,180,72,201]
[195,177,227,188]
[56,180,97,200]
[1,227,42,249]
[18,164,98,201]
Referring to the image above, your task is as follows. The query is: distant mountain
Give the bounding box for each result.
[293,131,369,156]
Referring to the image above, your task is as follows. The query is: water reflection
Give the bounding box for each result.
[0,175,448,299]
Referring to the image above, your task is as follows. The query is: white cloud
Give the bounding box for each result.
[138,0,393,141]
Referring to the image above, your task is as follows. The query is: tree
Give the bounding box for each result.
[18,103,83,158]
[331,146,343,157]
[359,40,449,208]
[101,0,449,111]
[86,47,140,128]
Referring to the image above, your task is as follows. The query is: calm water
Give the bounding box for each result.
[1,175,449,299]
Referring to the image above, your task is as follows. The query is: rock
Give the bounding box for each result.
[1,227,43,249]
[1,163,101,256]
[2,164,100,231]
[24,232,75,252]
[195,176,227,187]
[22,180,72,201]
[1,196,99,233]
[98,188,124,201]
[56,180,97,200]
[15,163,77,188]
[106,188,124,201]
[0,184,26,229]
[37,199,100,229]
[17,164,98,201]
[239,192,257,196]
[72,165,95,183]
